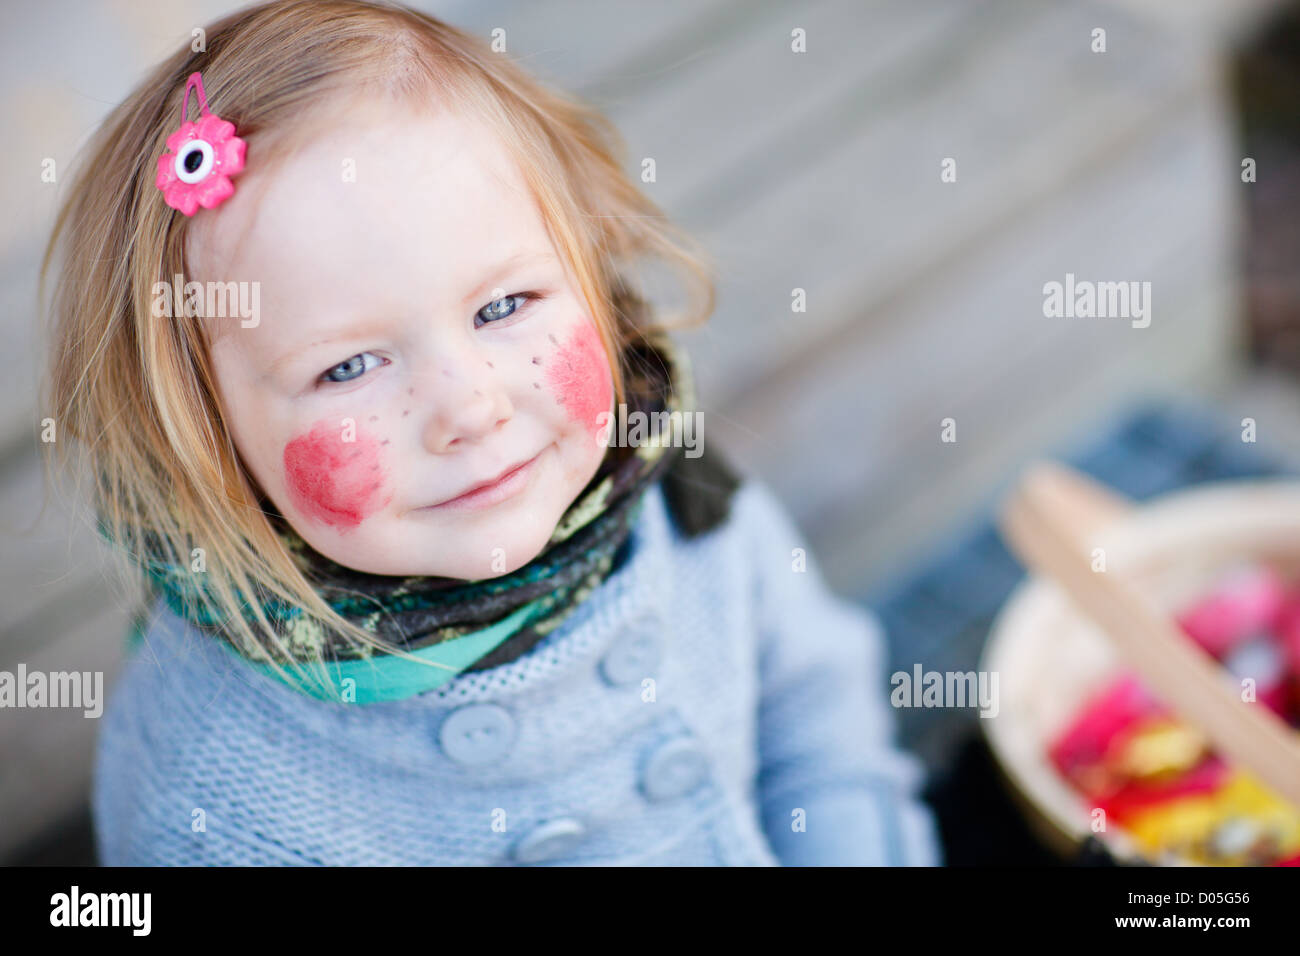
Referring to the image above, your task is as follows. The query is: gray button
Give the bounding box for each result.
[600,616,664,685]
[438,704,515,765]
[512,818,586,864]
[641,737,710,801]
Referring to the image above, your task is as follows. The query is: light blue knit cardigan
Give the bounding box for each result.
[93,478,940,866]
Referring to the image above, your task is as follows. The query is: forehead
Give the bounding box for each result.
[187,101,551,339]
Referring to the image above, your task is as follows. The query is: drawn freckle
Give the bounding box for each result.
[547,333,558,345]
[474,389,482,396]
[486,361,494,368]
[442,369,452,378]
[402,410,410,417]
[368,415,378,422]
[531,356,541,365]
[408,387,415,395]
[533,382,541,389]
[381,440,391,445]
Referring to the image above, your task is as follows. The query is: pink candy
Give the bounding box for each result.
[1175,564,1288,656]
[1049,674,1165,773]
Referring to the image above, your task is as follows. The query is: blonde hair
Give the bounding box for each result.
[41,0,714,690]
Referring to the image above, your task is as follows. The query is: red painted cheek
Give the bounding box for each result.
[282,420,390,531]
[546,320,613,439]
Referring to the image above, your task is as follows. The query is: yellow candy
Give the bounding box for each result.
[1114,720,1207,781]
[1124,772,1300,865]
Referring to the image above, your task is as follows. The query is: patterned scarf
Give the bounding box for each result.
[138,328,697,703]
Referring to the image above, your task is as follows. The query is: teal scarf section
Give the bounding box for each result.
[129,594,555,703]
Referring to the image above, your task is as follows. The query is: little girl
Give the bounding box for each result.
[44,0,938,866]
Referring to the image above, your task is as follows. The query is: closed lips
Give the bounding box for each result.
[433,453,537,506]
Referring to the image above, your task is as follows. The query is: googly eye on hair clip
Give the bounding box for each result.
[155,71,246,216]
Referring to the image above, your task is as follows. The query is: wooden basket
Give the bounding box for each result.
[979,478,1300,864]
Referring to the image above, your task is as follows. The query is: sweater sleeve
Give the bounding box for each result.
[738,481,942,866]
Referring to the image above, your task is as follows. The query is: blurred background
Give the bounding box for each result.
[3,0,1300,865]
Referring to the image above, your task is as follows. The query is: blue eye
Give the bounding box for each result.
[475,292,540,329]
[322,352,382,384]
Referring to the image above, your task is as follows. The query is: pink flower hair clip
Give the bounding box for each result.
[155,71,246,216]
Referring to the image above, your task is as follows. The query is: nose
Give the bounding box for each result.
[418,344,513,454]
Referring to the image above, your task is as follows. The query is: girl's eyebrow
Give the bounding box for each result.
[460,250,557,306]
[262,319,394,379]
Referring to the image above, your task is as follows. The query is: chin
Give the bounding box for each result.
[414,514,556,580]
[478,521,555,577]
